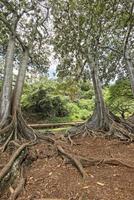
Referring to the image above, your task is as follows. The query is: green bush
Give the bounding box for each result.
[21,80,69,118]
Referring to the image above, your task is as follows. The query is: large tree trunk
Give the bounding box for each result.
[87,60,110,130]
[0,47,36,143]
[0,35,15,126]
[126,58,134,97]
[12,48,29,115]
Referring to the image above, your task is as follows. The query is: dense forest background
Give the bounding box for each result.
[21,77,134,122]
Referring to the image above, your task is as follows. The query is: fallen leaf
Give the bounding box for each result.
[97,182,105,186]
[83,186,89,189]
[89,174,94,178]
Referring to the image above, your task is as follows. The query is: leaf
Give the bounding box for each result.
[83,186,89,189]
[96,182,105,186]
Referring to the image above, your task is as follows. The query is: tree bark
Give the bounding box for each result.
[12,48,29,115]
[126,58,134,97]
[89,61,109,130]
[0,35,15,125]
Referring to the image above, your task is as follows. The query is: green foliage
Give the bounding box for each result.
[21,79,68,118]
[21,78,94,122]
[78,99,94,111]
[22,78,133,122]
[79,81,94,99]
[105,79,134,118]
[50,0,134,86]
[65,100,93,121]
[56,79,80,101]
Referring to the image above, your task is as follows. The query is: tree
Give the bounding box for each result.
[0,0,49,139]
[50,0,134,139]
[0,0,50,193]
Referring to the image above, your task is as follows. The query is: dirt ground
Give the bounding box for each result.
[1,136,134,200]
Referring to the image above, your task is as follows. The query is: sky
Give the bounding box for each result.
[48,63,57,78]
[48,54,58,79]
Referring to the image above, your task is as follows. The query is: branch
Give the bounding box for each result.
[0,13,25,50]
[16,34,25,51]
[75,59,87,81]
[42,7,49,23]
[99,45,122,55]
[123,2,134,58]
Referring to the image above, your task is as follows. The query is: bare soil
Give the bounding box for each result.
[1,136,134,200]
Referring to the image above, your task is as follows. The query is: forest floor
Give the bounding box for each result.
[1,135,134,200]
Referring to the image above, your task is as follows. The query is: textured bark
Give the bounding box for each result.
[126,58,134,97]
[0,35,15,125]
[87,60,109,130]
[12,48,29,115]
[123,2,134,97]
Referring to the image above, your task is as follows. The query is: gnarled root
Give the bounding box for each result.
[0,142,35,195]
[0,110,38,153]
[65,155,134,169]
[66,112,134,142]
[17,111,37,141]
[9,167,26,200]
[57,143,134,179]
[57,145,87,178]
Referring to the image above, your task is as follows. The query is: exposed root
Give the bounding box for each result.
[1,131,134,199]
[65,155,134,169]
[17,111,37,141]
[0,120,14,143]
[9,167,25,200]
[0,108,134,199]
[0,109,38,147]
[0,141,36,195]
[66,123,94,139]
[9,140,21,148]
[66,115,134,142]
[1,131,14,152]
[102,158,134,168]
[68,135,74,146]
[36,133,57,144]
[0,142,29,182]
[57,143,134,179]
[57,145,87,178]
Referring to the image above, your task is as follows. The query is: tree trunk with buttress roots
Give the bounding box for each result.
[86,60,110,130]
[0,47,36,143]
[11,48,36,140]
[67,57,134,139]
[0,35,15,127]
